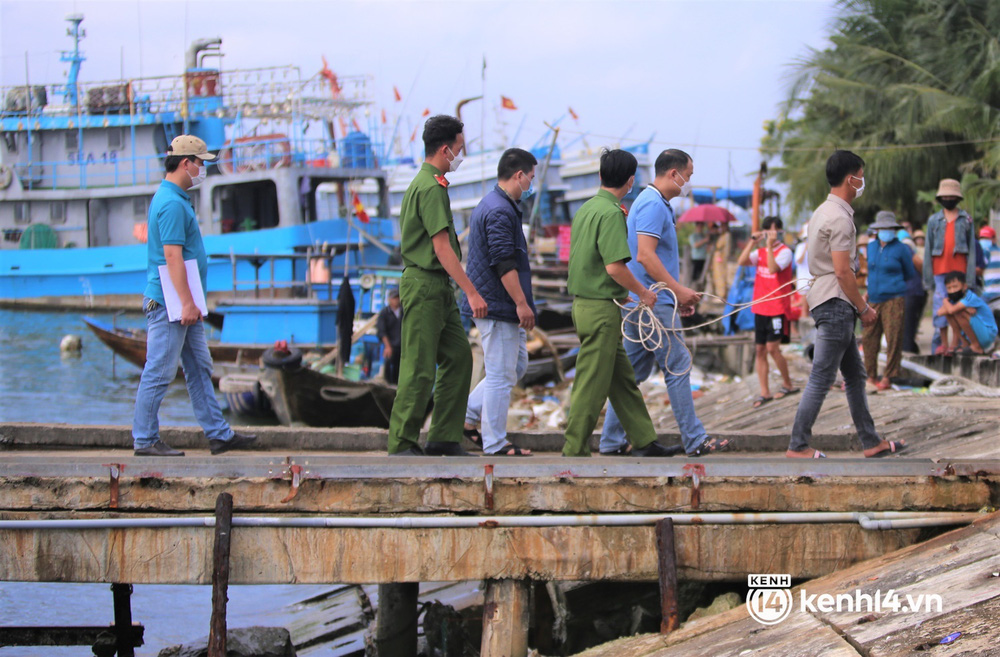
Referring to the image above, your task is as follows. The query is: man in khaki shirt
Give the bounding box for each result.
[787,150,906,458]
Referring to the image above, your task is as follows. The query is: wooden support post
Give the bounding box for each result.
[656,518,680,633]
[207,492,233,657]
[481,579,530,657]
[375,583,419,657]
[110,583,135,657]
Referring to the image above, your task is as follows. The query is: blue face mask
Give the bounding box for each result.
[519,176,534,200]
[897,229,909,241]
[877,230,896,243]
[981,239,993,252]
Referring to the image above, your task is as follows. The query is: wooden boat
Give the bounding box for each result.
[258,362,404,428]
[82,316,268,384]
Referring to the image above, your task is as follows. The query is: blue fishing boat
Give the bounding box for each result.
[0,14,398,308]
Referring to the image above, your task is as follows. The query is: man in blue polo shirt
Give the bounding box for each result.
[132,135,256,457]
[600,149,728,457]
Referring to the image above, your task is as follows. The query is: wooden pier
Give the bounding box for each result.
[1,421,999,656]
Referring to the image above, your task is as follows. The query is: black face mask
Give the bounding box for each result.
[947,290,965,304]
[940,199,960,211]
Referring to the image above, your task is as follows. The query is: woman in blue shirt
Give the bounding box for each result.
[862,211,917,390]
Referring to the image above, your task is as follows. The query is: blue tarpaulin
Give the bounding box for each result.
[723,266,757,335]
[691,188,754,209]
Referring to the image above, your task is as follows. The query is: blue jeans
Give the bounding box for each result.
[601,304,709,454]
[789,298,880,452]
[132,298,232,448]
[931,274,948,354]
[465,318,528,454]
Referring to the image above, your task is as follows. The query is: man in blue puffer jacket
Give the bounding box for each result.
[461,148,538,456]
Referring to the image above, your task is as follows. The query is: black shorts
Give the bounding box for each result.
[754,313,790,345]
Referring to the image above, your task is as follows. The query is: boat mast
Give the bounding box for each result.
[61,14,86,109]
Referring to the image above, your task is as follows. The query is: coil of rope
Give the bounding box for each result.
[922,375,1000,398]
[615,278,809,377]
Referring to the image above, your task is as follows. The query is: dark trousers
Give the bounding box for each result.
[789,299,881,452]
[902,293,928,354]
[385,345,401,384]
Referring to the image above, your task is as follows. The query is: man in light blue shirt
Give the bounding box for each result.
[132,135,256,457]
[601,149,727,457]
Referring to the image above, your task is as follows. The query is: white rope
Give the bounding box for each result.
[923,375,1000,398]
[615,278,810,377]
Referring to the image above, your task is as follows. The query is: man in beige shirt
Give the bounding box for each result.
[787,150,906,458]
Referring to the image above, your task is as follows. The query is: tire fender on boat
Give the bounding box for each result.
[262,346,303,370]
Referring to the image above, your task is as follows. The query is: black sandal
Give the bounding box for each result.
[489,443,532,457]
[463,427,483,449]
[687,437,731,457]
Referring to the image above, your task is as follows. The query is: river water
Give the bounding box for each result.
[0,308,330,655]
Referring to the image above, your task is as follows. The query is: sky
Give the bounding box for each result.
[0,0,839,193]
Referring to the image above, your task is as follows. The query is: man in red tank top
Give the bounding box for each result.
[738,216,798,408]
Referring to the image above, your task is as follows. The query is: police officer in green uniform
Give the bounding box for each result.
[563,149,676,457]
[387,115,488,456]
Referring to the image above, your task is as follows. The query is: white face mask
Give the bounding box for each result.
[446,146,464,173]
[189,162,207,188]
[674,172,692,197]
[850,175,865,199]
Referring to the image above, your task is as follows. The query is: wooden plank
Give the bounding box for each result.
[480,579,530,657]
[208,493,233,657]
[0,475,989,515]
[656,519,679,633]
[0,523,921,585]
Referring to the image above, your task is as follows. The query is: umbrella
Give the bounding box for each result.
[678,204,737,224]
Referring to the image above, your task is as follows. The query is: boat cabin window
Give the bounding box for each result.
[49,201,66,224]
[65,131,79,152]
[214,180,280,233]
[13,202,30,224]
[108,128,123,150]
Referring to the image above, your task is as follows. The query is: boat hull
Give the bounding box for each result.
[259,364,399,429]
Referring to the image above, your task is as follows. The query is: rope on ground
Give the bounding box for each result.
[922,375,1000,398]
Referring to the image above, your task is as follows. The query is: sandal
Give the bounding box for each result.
[786,448,826,458]
[599,444,633,456]
[865,440,906,458]
[774,386,800,399]
[687,437,731,457]
[489,443,532,457]
[463,427,483,449]
[752,396,773,408]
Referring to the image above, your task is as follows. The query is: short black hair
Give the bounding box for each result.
[654,149,691,176]
[423,115,464,157]
[825,150,865,187]
[761,216,784,230]
[497,148,538,181]
[164,154,193,173]
[599,148,637,189]
[944,270,966,285]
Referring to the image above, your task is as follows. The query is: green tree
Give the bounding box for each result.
[763,0,1000,224]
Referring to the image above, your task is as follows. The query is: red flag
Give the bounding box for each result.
[568,106,579,121]
[351,117,362,133]
[393,86,402,102]
[381,109,387,124]
[410,126,418,143]
[501,96,517,110]
[352,191,370,224]
[320,56,341,97]
[421,108,430,117]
